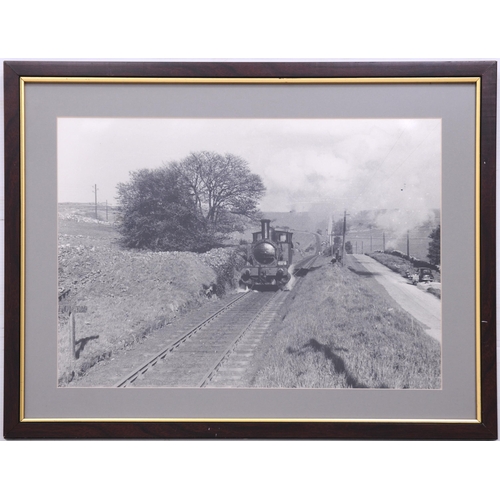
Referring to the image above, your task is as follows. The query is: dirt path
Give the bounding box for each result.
[350,254,441,343]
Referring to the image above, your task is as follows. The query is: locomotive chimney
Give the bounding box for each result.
[261,219,271,239]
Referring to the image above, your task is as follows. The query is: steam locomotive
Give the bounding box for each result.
[240,219,293,289]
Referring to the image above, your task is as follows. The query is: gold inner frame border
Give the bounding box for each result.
[18,76,482,423]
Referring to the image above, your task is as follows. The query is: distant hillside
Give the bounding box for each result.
[58,203,439,262]
[346,209,440,260]
[259,209,440,261]
[264,212,318,232]
[59,202,119,224]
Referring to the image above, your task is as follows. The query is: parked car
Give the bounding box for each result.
[417,268,434,283]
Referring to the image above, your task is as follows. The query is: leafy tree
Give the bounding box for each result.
[427,225,441,265]
[332,220,344,236]
[171,151,266,238]
[345,241,353,254]
[116,167,209,252]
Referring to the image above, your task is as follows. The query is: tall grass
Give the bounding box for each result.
[253,259,441,389]
[58,223,240,385]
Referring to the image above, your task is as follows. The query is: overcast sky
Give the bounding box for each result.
[58,118,441,224]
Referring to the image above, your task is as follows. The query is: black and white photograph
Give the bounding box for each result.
[57,117,442,390]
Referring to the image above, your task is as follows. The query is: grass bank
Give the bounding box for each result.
[253,258,441,389]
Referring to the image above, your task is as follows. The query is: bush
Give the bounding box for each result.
[116,167,210,252]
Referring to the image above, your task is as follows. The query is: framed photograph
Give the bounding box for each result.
[3,60,497,439]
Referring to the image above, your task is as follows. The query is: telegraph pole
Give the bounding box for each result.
[327,214,333,256]
[93,184,98,219]
[407,230,410,257]
[341,210,348,266]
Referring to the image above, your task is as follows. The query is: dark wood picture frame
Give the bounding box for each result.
[3,60,497,439]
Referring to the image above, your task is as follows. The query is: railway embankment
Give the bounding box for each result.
[58,212,244,385]
[252,256,441,389]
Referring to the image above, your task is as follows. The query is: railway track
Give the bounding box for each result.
[203,254,318,387]
[200,289,289,387]
[116,254,318,388]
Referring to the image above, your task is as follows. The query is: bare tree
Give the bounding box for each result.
[171,151,266,235]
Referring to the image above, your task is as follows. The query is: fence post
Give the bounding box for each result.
[70,311,76,359]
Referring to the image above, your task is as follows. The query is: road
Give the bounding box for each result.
[350,254,441,343]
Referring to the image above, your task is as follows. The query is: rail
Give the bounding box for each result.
[114,291,250,387]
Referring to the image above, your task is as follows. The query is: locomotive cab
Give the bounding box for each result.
[240,219,293,289]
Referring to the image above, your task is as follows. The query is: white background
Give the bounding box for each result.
[1,2,499,499]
